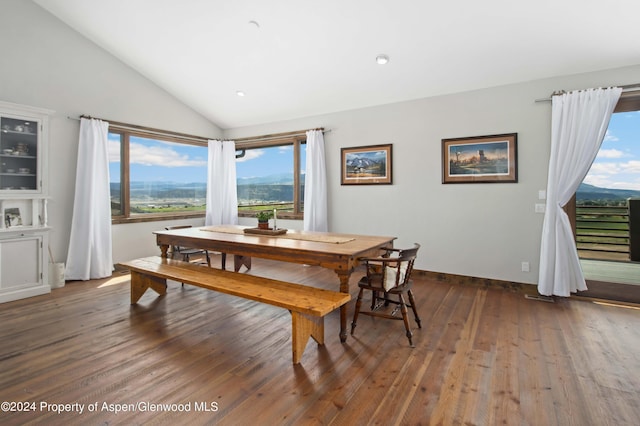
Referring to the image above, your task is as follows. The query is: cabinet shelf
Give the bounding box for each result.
[1,129,37,136]
[0,154,36,158]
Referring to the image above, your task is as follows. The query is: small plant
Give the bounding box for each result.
[256,211,273,222]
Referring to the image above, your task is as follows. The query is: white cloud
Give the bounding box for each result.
[585,160,640,191]
[603,129,619,142]
[588,163,622,175]
[583,174,612,187]
[621,160,640,173]
[583,174,640,191]
[596,148,625,159]
[129,142,206,167]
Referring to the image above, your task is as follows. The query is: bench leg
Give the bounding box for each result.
[130,271,167,304]
[291,311,324,364]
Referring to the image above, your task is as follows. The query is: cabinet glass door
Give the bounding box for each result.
[0,117,39,191]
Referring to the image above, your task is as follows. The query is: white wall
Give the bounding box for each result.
[225,65,640,285]
[0,0,222,265]
[3,0,639,286]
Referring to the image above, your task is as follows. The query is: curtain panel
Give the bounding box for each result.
[303,130,328,232]
[206,140,238,226]
[538,87,622,296]
[65,118,114,280]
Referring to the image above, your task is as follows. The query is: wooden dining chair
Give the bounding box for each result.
[350,243,421,346]
[165,225,211,267]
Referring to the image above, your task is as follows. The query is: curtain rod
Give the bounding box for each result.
[233,128,329,143]
[534,83,640,103]
[67,115,211,143]
[67,115,328,144]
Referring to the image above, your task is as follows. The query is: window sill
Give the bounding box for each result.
[112,212,205,225]
[113,212,303,224]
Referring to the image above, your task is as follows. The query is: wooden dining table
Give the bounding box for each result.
[154,225,396,342]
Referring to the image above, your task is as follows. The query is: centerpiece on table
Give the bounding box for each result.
[244,209,287,235]
[256,210,273,230]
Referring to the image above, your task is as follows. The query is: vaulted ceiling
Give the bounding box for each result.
[34,0,640,129]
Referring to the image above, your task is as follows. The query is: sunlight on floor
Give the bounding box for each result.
[98,274,130,288]
[592,300,640,310]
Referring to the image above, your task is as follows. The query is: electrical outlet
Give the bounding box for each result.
[521,261,530,272]
[535,203,546,213]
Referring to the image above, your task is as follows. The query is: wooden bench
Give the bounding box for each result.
[119,256,351,364]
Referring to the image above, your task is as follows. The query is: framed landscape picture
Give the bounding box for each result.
[341,144,392,185]
[442,133,517,184]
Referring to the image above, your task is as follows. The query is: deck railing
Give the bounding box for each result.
[576,204,630,261]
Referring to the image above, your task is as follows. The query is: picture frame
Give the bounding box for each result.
[341,144,392,185]
[4,207,22,228]
[442,133,517,184]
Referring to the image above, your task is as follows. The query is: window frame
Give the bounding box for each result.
[110,123,309,224]
[615,90,640,113]
[235,133,307,220]
[110,125,209,224]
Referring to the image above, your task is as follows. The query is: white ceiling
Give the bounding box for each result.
[33,0,640,129]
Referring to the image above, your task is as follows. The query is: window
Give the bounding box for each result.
[235,134,307,219]
[110,126,208,223]
[110,124,308,223]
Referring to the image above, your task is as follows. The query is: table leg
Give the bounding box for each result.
[336,270,352,343]
[234,255,252,272]
[159,244,169,258]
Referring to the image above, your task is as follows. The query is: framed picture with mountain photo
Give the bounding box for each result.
[341,144,392,185]
[442,133,518,183]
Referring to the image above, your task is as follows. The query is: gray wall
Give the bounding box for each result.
[0,0,222,264]
[225,65,640,285]
[3,0,639,286]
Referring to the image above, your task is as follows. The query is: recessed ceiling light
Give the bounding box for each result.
[376,54,389,65]
[236,90,245,97]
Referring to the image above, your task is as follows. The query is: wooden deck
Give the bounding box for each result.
[1,255,639,425]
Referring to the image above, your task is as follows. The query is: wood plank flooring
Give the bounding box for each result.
[1,255,639,425]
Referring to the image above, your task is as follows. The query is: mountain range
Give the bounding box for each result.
[577,183,640,201]
[237,172,296,185]
[345,156,381,170]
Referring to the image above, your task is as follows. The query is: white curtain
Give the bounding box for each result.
[205,140,238,225]
[538,88,621,296]
[303,130,328,232]
[66,118,113,280]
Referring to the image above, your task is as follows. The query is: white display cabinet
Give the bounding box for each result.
[0,100,53,303]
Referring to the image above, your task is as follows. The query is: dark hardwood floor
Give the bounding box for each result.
[1,255,639,425]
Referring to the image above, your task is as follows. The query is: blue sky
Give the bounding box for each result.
[236,145,302,180]
[584,111,640,190]
[109,136,303,183]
